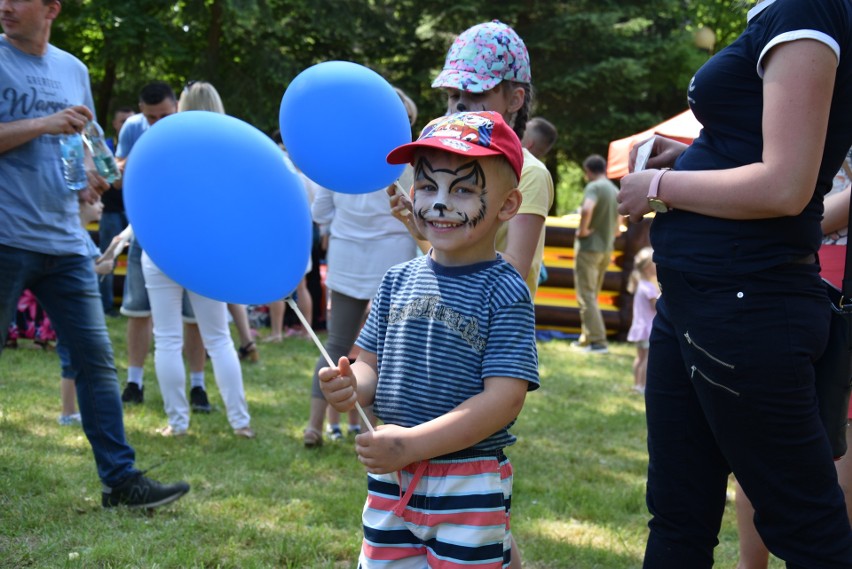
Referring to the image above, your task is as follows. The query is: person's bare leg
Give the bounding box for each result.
[265,300,284,342]
[227,303,253,347]
[346,408,361,434]
[228,303,259,361]
[509,535,522,569]
[184,322,205,374]
[325,406,344,438]
[126,315,152,373]
[60,378,77,416]
[293,279,312,335]
[735,479,770,569]
[304,395,327,446]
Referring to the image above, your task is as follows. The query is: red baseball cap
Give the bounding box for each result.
[386,111,523,181]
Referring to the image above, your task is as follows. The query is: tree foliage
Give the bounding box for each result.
[50,0,749,184]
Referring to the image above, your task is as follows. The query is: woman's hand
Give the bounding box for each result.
[386,183,426,241]
[617,169,658,223]
[628,136,688,173]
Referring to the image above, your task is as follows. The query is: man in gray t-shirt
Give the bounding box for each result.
[573,154,620,354]
[0,0,188,509]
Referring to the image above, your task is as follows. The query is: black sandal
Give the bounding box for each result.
[238,341,259,363]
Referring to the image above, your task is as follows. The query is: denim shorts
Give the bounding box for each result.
[120,240,196,322]
[56,341,75,379]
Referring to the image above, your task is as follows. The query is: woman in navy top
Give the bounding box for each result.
[618,1,852,567]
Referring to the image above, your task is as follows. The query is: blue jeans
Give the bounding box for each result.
[643,265,852,568]
[98,211,127,313]
[56,340,75,378]
[0,243,137,486]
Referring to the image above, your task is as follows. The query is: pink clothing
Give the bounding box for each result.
[627,279,659,343]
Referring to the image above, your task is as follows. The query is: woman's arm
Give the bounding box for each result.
[618,39,837,223]
[310,185,336,226]
[500,213,544,279]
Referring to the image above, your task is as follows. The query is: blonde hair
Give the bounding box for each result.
[178,81,225,114]
[628,246,655,294]
[395,87,418,127]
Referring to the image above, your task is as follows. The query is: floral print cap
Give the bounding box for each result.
[432,20,531,93]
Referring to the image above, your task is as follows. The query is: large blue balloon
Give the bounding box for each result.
[124,111,312,305]
[279,61,411,194]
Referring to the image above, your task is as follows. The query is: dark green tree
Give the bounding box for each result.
[49,0,748,186]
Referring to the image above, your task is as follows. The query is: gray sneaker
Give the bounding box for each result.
[57,413,82,426]
[102,472,190,509]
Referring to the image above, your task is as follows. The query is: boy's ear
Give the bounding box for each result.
[498,188,523,221]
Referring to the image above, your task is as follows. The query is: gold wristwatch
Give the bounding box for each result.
[647,168,671,213]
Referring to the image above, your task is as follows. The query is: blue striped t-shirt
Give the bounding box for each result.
[356,254,540,451]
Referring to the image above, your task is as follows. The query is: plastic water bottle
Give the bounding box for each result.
[59,133,87,191]
[82,121,121,183]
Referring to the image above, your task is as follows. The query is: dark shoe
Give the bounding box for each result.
[238,341,259,363]
[190,386,211,413]
[102,472,189,509]
[121,383,143,404]
[327,425,344,441]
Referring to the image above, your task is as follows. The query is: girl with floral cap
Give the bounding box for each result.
[390,20,554,296]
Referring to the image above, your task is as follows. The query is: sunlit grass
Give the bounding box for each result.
[0,320,763,568]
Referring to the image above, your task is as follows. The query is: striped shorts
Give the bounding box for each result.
[358,450,513,569]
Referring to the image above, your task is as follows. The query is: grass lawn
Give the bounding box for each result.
[0,318,772,568]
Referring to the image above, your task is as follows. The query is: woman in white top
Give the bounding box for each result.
[303,182,418,446]
[141,81,254,438]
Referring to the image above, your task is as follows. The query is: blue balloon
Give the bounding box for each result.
[279,61,411,194]
[124,111,312,305]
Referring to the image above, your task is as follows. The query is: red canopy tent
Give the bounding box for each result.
[606,110,703,179]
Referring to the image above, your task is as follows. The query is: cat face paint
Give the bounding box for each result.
[413,156,488,229]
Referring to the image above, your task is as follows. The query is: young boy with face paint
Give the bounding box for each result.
[319,111,539,569]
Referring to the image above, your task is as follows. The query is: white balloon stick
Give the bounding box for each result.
[285,297,375,432]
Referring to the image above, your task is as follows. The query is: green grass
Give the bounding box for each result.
[0,319,775,568]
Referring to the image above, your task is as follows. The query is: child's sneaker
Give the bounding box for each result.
[58,413,82,426]
[348,424,361,437]
[190,386,212,413]
[326,425,344,441]
[121,383,144,404]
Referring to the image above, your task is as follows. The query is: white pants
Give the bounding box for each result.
[141,252,250,432]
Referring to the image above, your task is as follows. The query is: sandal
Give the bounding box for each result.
[238,341,259,363]
[234,426,256,439]
[303,427,323,448]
